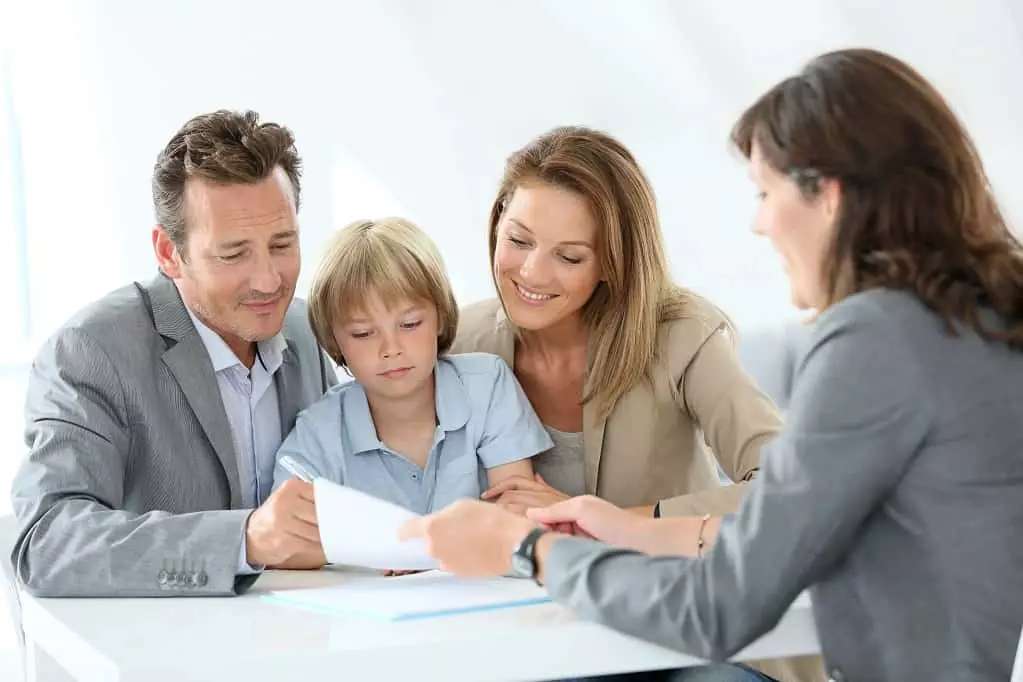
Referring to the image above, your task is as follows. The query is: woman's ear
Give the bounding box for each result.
[821,178,843,225]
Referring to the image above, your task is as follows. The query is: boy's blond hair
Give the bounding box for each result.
[308,217,459,368]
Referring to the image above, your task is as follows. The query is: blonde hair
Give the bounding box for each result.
[308,217,459,368]
[489,126,691,419]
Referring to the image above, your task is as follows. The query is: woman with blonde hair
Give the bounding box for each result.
[453,128,821,680]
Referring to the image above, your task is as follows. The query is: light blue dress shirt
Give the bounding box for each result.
[186,309,286,572]
[272,353,553,514]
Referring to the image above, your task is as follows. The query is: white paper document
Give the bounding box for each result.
[314,478,439,570]
[265,570,552,621]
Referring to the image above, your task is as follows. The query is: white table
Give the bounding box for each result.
[19,567,819,682]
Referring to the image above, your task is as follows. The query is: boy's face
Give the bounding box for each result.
[335,292,440,402]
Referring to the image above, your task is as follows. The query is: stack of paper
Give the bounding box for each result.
[265,571,552,621]
[314,478,438,570]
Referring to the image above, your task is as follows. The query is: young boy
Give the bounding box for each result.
[272,217,551,523]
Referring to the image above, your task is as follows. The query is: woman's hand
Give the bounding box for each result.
[482,473,570,515]
[527,495,652,548]
[531,497,721,557]
[398,499,536,577]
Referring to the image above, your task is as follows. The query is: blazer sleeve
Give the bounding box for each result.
[10,327,254,597]
[658,323,783,517]
[543,299,932,660]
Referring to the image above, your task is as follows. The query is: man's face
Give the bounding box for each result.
[156,167,300,360]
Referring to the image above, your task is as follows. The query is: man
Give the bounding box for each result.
[10,109,336,596]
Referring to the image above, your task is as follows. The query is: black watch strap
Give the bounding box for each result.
[516,527,549,584]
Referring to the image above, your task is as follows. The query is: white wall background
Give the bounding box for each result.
[0,1,1021,672]
[1,0,1022,510]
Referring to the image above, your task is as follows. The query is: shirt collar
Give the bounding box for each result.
[433,357,470,432]
[186,307,287,375]
[344,357,471,455]
[343,384,380,455]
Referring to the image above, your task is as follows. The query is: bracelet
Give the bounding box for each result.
[696,513,712,558]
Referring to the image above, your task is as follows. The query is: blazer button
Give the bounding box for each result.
[158,569,169,585]
[829,669,847,682]
[184,573,195,587]
[196,571,209,587]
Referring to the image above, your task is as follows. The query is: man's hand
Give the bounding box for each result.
[245,478,325,568]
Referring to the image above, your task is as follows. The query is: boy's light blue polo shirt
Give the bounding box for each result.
[272,352,553,514]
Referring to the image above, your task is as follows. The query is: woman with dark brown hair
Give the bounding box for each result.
[402,48,1023,681]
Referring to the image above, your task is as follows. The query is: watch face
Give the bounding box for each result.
[510,551,532,578]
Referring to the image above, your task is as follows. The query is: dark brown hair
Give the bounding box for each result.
[732,48,1023,346]
[489,126,691,419]
[152,109,303,256]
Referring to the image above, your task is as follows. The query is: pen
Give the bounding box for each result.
[279,455,316,483]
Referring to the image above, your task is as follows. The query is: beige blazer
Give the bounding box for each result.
[453,296,781,516]
[453,296,825,682]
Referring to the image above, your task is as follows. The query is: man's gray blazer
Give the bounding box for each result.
[10,275,336,597]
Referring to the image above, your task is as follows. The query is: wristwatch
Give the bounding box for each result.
[510,527,549,584]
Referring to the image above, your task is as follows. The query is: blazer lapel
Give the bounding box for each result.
[582,330,608,495]
[582,387,608,495]
[146,275,243,507]
[274,341,301,436]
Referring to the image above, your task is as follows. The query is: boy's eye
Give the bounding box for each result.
[401,320,422,330]
[350,330,371,339]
